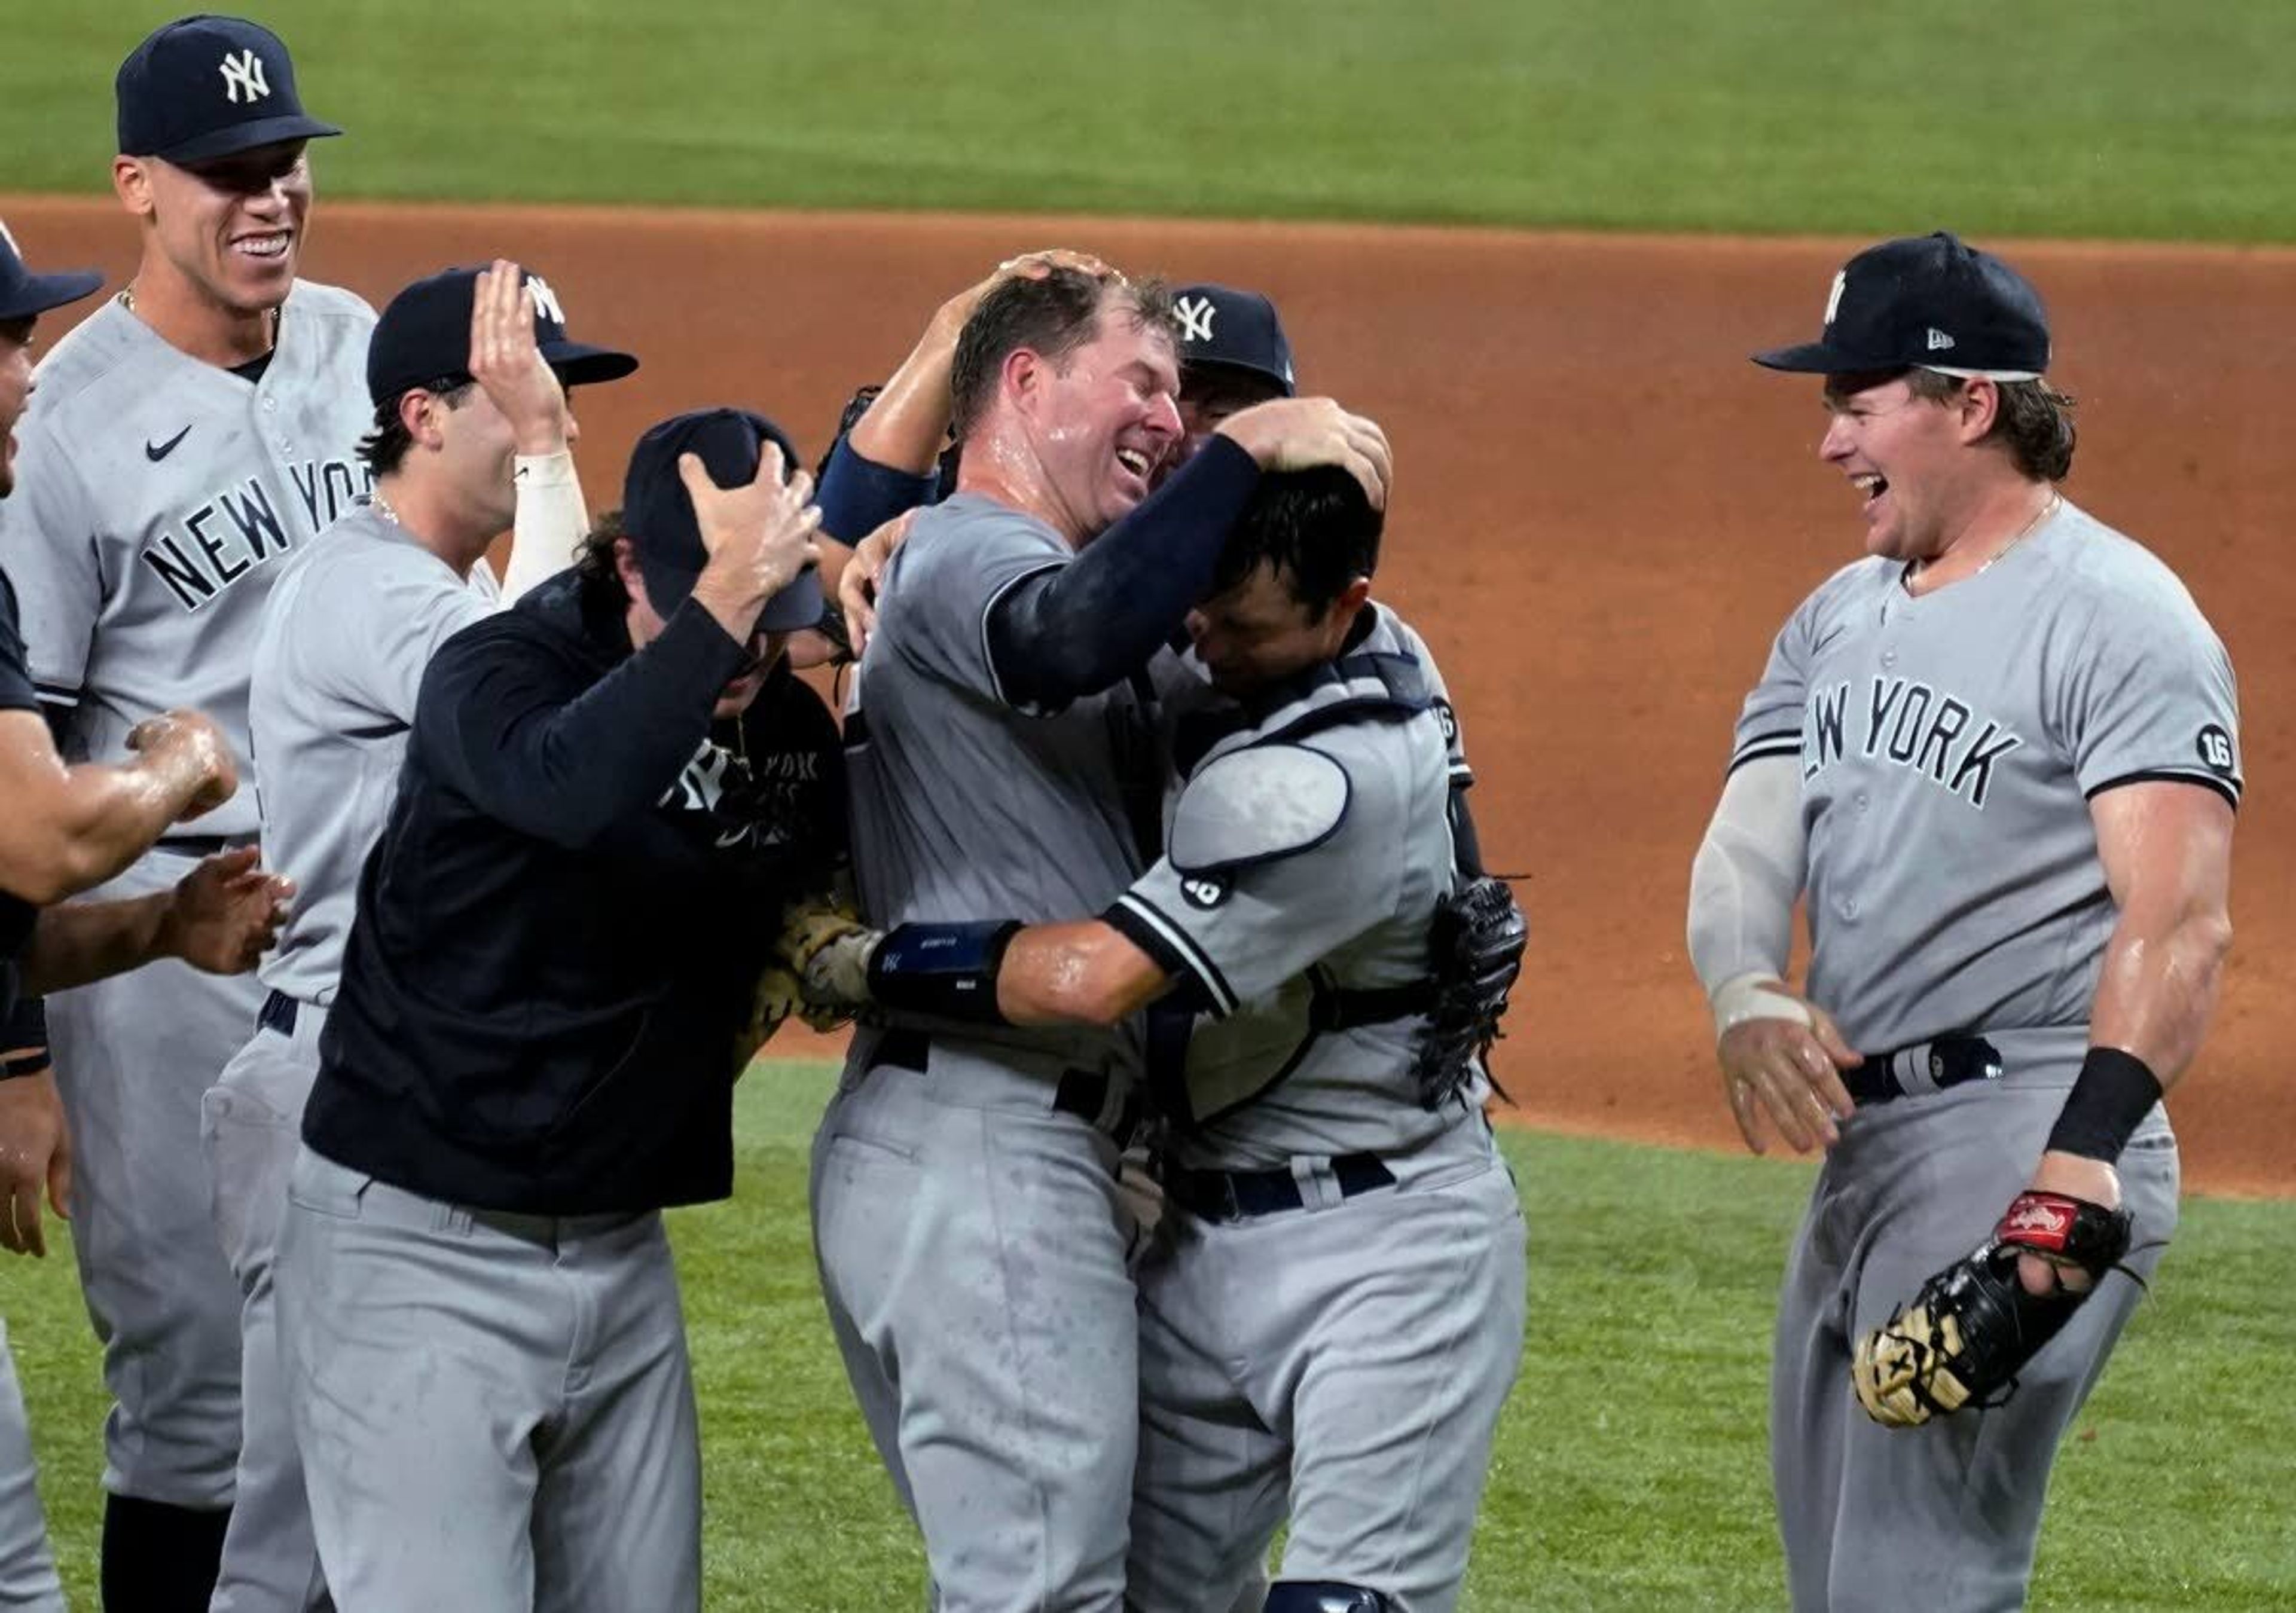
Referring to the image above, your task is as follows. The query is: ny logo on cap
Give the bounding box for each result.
[219,49,271,105]
[1174,294,1217,344]
[527,274,567,326]
[1821,269,1848,329]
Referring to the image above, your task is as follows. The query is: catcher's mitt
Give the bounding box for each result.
[1412,875,1526,1108]
[1852,1190,2133,1428]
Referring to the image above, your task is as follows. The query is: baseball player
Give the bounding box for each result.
[792,465,1525,1612]
[0,223,287,1613]
[1687,233,2238,1609]
[810,261,1388,1609]
[0,18,369,1601]
[201,260,633,1611]
[273,410,833,1610]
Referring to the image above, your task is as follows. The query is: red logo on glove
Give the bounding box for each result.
[1996,1191,2076,1250]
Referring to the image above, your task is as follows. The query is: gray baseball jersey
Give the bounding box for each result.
[817,491,1169,1608]
[1113,607,1481,1169]
[251,505,499,1005]
[1730,499,2230,1609]
[1729,500,2240,1055]
[0,283,374,1516]
[204,506,497,1610]
[0,286,377,835]
[1112,609,1525,1612]
[842,490,1153,1076]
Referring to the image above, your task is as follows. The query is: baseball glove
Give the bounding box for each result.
[1412,875,1527,1108]
[1851,1189,2133,1428]
[774,900,879,1015]
[734,963,807,1076]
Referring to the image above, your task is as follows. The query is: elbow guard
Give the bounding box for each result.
[868,921,1021,1026]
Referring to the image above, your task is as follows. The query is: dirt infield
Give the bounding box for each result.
[5,197,2289,1196]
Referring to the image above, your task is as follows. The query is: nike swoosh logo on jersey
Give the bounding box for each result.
[145,424,194,462]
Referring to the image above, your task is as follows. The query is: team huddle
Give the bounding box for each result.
[0,14,2241,1613]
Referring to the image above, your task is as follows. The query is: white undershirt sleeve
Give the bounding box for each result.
[499,450,591,604]
[1687,754,1808,1032]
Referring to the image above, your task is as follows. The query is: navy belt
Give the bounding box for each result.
[1846,1034,2002,1107]
[1166,1153,1397,1222]
[869,1028,1140,1147]
[258,989,298,1038]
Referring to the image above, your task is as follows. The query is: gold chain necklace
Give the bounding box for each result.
[1912,492,2061,587]
[120,285,282,346]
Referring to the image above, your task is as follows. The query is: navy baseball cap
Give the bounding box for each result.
[117,15,341,164]
[623,409,824,633]
[366,265,639,405]
[1753,232,2051,381]
[0,221,101,321]
[1171,283,1297,397]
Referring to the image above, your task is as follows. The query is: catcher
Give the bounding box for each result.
[1688,234,2236,1609]
[790,466,1527,1613]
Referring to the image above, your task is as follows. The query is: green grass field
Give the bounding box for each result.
[11,1065,2295,1609]
[5,2,2296,240]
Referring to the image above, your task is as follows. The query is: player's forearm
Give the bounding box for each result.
[19,891,177,994]
[988,438,1261,708]
[847,343,960,475]
[815,438,939,546]
[424,604,745,850]
[2086,898,2232,1093]
[1686,756,1806,1028]
[499,450,590,603]
[0,756,207,906]
[996,921,1172,1028]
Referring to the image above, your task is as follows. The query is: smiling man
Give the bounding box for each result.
[200,259,634,1612]
[1687,233,2239,1609]
[0,18,374,1605]
[798,466,1526,1613]
[811,262,1390,1609]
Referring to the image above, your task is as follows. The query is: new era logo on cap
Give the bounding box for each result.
[1754,232,2051,381]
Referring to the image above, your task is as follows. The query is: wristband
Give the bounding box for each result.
[1709,971,1812,1041]
[866,921,1021,1027]
[1,1047,52,1081]
[2044,1046,2163,1163]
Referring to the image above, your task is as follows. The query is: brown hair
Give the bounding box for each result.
[948,266,1178,443]
[355,379,475,478]
[1904,369,2078,482]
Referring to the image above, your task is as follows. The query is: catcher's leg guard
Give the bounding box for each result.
[1265,1583,1394,1612]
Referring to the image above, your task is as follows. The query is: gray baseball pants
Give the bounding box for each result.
[201,997,330,1612]
[274,1145,701,1612]
[1773,1063,2178,1612]
[810,1038,1140,1612]
[45,846,252,1509]
[0,1321,63,1612]
[1124,1135,1526,1613]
